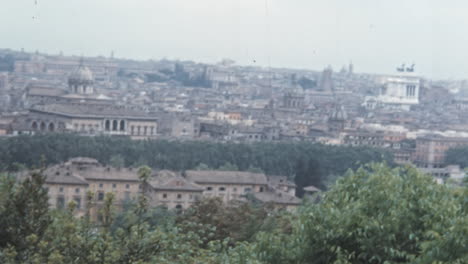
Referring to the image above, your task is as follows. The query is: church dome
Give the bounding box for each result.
[68,63,94,84]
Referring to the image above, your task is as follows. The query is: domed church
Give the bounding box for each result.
[12,61,158,139]
[68,59,95,95]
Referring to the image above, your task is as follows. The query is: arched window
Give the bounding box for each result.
[48,123,55,132]
[105,120,110,131]
[120,120,125,131]
[31,121,38,130]
[40,122,46,131]
[112,120,118,131]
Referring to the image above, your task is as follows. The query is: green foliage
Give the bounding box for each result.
[0,134,393,191]
[0,170,51,262]
[195,162,211,170]
[0,163,467,263]
[253,164,468,264]
[109,154,125,168]
[446,146,468,168]
[0,54,15,72]
[176,198,278,246]
[218,161,239,171]
[297,76,317,89]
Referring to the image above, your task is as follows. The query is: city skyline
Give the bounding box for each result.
[2,0,468,79]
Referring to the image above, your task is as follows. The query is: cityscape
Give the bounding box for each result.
[0,1,467,263]
[1,48,468,180]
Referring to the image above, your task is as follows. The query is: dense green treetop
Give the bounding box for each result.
[0,163,466,263]
[0,134,393,191]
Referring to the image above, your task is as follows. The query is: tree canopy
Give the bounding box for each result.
[0,163,466,263]
[0,134,393,191]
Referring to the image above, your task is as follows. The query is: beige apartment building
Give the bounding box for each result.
[185,170,269,203]
[18,157,301,221]
[18,157,141,221]
[147,170,204,210]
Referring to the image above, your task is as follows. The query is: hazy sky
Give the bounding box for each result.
[1,0,468,79]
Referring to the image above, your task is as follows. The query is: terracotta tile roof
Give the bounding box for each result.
[185,170,268,185]
[30,103,157,120]
[149,175,204,192]
[254,190,301,205]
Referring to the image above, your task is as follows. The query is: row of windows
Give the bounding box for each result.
[74,123,99,132]
[104,120,125,131]
[98,183,132,189]
[59,187,82,193]
[96,191,131,201]
[56,196,81,209]
[406,85,417,97]
[205,186,263,193]
[130,125,156,136]
[161,193,196,200]
[31,121,56,132]
[58,183,132,193]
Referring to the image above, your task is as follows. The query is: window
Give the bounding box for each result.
[98,192,105,201]
[124,191,130,200]
[56,196,65,209]
[175,204,182,210]
[99,183,103,188]
[126,184,130,189]
[75,188,80,193]
[259,187,264,192]
[219,187,226,191]
[206,187,213,191]
[59,187,64,192]
[74,197,81,209]
[162,193,167,199]
[112,183,117,188]
[232,188,237,192]
[177,194,182,199]
[244,187,252,193]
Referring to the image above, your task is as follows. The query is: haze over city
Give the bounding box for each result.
[2,0,468,79]
[1,1,468,263]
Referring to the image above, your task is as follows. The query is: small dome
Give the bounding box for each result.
[68,59,94,84]
[68,64,94,84]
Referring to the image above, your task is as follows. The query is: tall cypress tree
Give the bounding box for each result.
[0,170,51,261]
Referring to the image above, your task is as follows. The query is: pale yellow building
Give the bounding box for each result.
[185,170,269,203]
[18,158,302,222]
[147,170,204,210]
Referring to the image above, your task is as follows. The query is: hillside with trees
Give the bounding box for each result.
[0,134,393,192]
[0,163,466,263]
[446,146,468,168]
